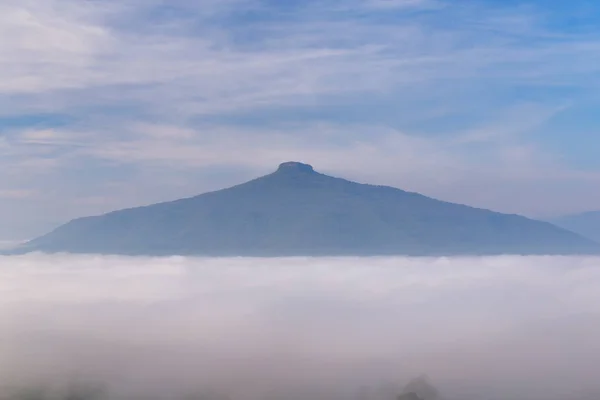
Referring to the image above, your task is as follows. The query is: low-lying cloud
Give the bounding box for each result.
[2,254,600,400]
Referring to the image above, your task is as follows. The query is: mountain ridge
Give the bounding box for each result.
[12,162,600,257]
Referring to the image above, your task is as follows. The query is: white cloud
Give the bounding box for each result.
[2,255,600,400]
[0,0,114,93]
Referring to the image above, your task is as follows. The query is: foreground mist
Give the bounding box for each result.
[2,255,600,400]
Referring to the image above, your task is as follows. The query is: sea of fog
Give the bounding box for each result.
[2,255,600,400]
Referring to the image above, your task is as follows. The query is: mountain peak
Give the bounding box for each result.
[16,162,600,257]
[276,161,315,174]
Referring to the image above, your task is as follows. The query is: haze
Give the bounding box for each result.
[2,254,600,400]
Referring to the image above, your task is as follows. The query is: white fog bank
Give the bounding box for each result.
[1,255,600,400]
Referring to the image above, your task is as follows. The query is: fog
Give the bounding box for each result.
[2,255,600,400]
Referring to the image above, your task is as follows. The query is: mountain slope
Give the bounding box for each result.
[550,211,600,243]
[16,162,600,256]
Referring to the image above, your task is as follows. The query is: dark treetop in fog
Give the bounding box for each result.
[17,162,600,256]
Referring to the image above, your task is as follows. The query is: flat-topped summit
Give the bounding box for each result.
[14,162,600,257]
[276,161,315,174]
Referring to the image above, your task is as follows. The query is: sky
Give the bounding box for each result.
[2,0,600,240]
[3,254,600,400]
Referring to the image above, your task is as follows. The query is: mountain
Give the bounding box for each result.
[14,162,600,256]
[550,211,600,243]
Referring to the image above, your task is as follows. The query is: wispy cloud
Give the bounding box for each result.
[3,0,599,114]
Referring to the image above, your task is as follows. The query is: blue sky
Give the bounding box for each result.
[1,0,600,240]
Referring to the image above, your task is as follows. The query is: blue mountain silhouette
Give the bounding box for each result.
[17,162,599,256]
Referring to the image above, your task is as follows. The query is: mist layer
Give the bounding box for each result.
[1,255,600,400]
